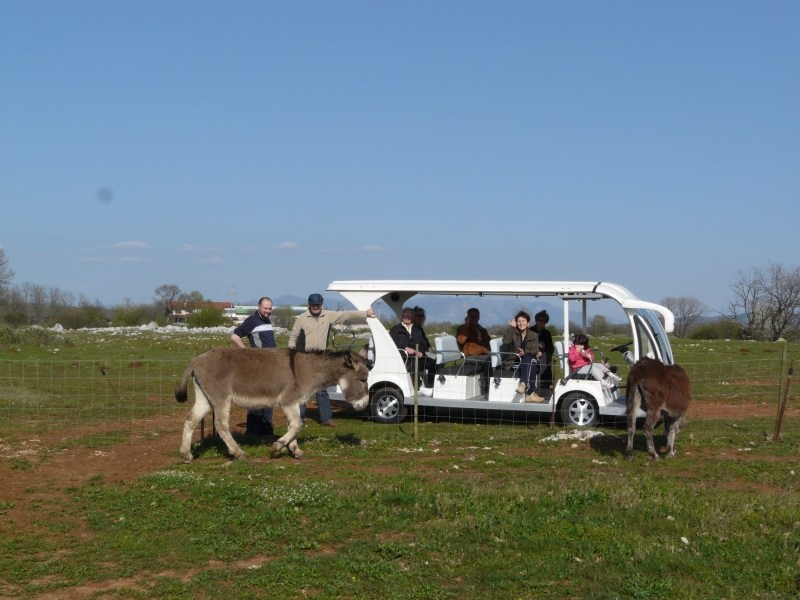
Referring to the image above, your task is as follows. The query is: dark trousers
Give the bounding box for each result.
[405,355,437,388]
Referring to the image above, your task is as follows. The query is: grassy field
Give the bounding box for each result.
[0,328,798,598]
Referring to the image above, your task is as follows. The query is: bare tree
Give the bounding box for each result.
[729,263,800,341]
[0,248,14,303]
[154,284,182,316]
[661,296,706,338]
[22,282,48,324]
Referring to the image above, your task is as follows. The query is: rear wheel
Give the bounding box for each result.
[559,394,600,427]
[370,387,407,424]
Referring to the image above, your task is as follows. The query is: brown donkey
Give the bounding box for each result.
[176,348,370,462]
[625,357,692,460]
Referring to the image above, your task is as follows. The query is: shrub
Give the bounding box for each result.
[690,319,744,340]
[187,307,229,328]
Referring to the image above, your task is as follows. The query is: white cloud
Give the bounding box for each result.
[114,241,152,251]
[274,241,298,250]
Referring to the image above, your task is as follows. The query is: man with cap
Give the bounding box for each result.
[288,292,376,427]
[231,296,277,437]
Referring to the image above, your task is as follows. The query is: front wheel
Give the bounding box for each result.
[559,394,600,427]
[370,387,408,424]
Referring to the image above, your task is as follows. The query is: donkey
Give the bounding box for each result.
[625,357,692,460]
[175,348,370,462]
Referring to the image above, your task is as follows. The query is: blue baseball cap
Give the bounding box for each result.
[308,293,324,305]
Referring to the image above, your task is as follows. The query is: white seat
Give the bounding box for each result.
[489,337,502,368]
[435,335,464,365]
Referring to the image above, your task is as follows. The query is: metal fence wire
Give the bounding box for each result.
[0,358,796,445]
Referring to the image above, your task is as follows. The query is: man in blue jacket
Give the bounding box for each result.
[231,296,276,436]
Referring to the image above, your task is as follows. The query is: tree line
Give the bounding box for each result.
[1,250,798,340]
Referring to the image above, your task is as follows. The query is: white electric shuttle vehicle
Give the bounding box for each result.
[326,280,675,428]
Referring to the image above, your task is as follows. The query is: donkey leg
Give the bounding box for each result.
[665,413,686,457]
[625,386,641,458]
[643,410,661,460]
[213,400,247,460]
[179,383,211,463]
[271,403,304,458]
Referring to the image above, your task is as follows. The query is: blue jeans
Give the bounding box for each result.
[520,355,539,394]
[247,408,273,425]
[300,388,333,424]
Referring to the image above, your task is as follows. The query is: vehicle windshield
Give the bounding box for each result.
[634,309,674,364]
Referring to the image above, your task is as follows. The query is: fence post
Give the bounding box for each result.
[773,360,794,442]
[413,344,419,442]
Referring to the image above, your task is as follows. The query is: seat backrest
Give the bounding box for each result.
[435,335,463,365]
[489,337,502,368]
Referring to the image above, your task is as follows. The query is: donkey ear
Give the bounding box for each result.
[343,351,355,368]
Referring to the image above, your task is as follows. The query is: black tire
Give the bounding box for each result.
[370,387,408,424]
[559,393,600,427]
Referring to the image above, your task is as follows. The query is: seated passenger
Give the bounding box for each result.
[561,333,619,388]
[567,333,594,374]
[389,307,435,396]
[456,307,492,391]
[411,305,437,380]
[456,308,492,362]
[531,310,555,389]
[502,311,545,402]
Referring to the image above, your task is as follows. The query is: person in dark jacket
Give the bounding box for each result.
[531,310,555,390]
[389,307,436,396]
[231,296,277,436]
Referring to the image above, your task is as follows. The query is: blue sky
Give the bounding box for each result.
[2,0,798,314]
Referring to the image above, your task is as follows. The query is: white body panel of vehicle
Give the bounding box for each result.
[324,280,675,427]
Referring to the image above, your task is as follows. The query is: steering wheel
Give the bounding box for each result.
[610,340,633,353]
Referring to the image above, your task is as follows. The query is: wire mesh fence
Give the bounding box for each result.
[0,357,796,447]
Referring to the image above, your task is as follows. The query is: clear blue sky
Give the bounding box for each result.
[2,0,798,314]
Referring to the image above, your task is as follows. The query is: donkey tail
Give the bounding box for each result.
[175,360,195,403]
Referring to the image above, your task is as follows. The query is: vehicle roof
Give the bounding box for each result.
[328,280,634,300]
[327,280,675,332]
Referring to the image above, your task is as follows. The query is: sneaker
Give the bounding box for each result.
[515,381,527,394]
[320,420,337,428]
[419,386,433,397]
[525,392,546,403]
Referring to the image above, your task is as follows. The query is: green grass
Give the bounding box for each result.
[0,330,799,598]
[3,423,799,598]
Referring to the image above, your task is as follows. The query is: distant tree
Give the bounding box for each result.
[270,306,297,329]
[661,296,706,338]
[111,299,161,326]
[22,282,48,324]
[48,287,74,322]
[0,248,13,303]
[53,295,107,328]
[4,286,28,325]
[154,284,182,316]
[588,315,610,336]
[184,290,205,303]
[729,263,800,341]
